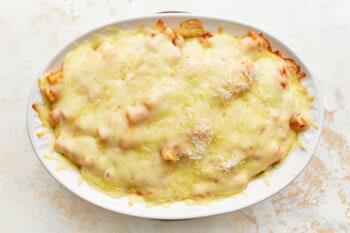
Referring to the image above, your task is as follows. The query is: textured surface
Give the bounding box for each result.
[0,0,349,232]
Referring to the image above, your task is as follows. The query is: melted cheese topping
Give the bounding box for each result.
[35,20,314,203]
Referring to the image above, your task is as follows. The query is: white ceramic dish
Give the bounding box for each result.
[27,13,323,220]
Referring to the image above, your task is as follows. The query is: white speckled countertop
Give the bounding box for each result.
[1,0,349,232]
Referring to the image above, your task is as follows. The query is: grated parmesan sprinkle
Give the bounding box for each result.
[218,154,245,172]
[187,117,213,160]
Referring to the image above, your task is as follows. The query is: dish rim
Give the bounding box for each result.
[26,13,324,220]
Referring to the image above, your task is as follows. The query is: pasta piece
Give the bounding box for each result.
[290,113,307,131]
[126,105,150,125]
[46,69,63,84]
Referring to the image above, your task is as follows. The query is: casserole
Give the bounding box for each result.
[27,13,323,219]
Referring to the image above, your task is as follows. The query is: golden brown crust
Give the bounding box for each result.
[175,19,206,38]
[248,31,258,40]
[32,103,40,112]
[41,68,64,102]
[256,32,272,52]
[161,144,179,162]
[46,69,63,84]
[290,113,307,131]
[45,89,57,102]
[155,20,165,30]
[254,33,307,81]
